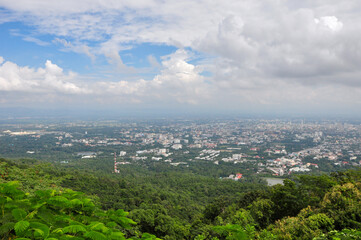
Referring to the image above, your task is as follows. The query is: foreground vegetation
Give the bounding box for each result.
[1,158,361,239]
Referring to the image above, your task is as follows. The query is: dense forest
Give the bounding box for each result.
[1,157,361,239]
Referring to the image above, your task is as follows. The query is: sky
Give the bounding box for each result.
[1,0,361,117]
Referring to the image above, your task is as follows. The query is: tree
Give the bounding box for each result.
[248,199,274,228]
[321,183,361,230]
[270,179,306,220]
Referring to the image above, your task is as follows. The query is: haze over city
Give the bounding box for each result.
[1,1,361,117]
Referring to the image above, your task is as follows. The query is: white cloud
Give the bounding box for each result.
[315,16,343,32]
[1,49,361,112]
[53,38,95,61]
[147,55,161,68]
[1,0,361,112]
[9,29,50,46]
[150,49,212,104]
[93,49,212,104]
[2,0,359,79]
[0,57,87,94]
[0,51,211,105]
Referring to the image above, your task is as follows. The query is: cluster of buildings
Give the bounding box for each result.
[1,119,361,178]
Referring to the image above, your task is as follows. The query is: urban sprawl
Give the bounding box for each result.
[1,119,361,178]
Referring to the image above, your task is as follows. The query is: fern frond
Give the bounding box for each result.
[30,222,50,238]
[33,228,45,238]
[70,199,83,207]
[51,228,63,234]
[37,208,56,224]
[84,230,107,240]
[14,220,30,234]
[89,222,108,233]
[109,231,126,240]
[62,225,87,234]
[11,208,27,221]
[47,196,70,207]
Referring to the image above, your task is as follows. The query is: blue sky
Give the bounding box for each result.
[1,1,361,116]
[0,20,177,77]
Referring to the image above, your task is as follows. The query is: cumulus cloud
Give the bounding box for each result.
[199,12,352,79]
[0,51,211,105]
[150,49,212,104]
[2,0,360,80]
[92,49,212,104]
[0,57,87,94]
[1,0,361,112]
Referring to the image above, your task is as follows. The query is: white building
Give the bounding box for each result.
[172,144,182,150]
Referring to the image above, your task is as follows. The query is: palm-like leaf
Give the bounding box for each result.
[84,230,107,240]
[11,208,27,221]
[14,220,30,234]
[62,225,87,234]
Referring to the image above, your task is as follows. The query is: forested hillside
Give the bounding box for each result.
[1,158,361,239]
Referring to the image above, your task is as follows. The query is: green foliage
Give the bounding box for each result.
[269,207,334,240]
[63,224,87,234]
[228,208,255,227]
[60,166,264,239]
[12,208,27,221]
[0,181,145,240]
[195,169,361,240]
[203,198,230,223]
[320,182,361,230]
[248,199,274,228]
[314,229,361,240]
[270,179,307,220]
[213,224,248,240]
[296,174,336,207]
[0,159,63,194]
[2,158,361,240]
[14,220,30,234]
